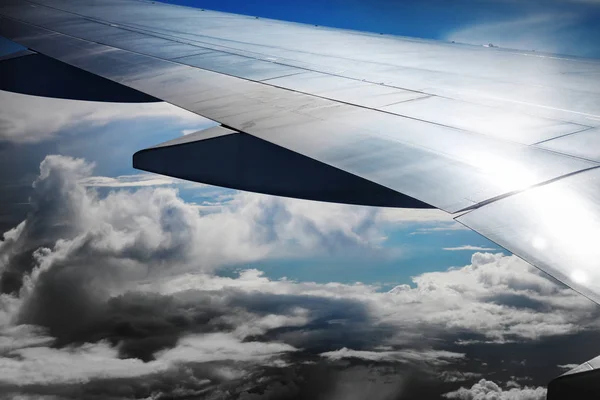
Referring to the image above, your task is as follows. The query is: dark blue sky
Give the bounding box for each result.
[167,0,508,38]
[165,0,600,58]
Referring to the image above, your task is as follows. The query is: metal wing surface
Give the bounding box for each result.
[2,0,600,304]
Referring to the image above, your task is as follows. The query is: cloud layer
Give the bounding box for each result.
[0,155,597,398]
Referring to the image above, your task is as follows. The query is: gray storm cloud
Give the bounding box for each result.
[0,155,595,398]
[0,155,386,355]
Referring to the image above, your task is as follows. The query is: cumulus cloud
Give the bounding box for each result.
[0,155,597,398]
[0,90,213,143]
[443,379,547,400]
[1,155,399,342]
[0,155,266,294]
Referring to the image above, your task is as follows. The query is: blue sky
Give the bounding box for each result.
[167,0,600,57]
[228,223,504,290]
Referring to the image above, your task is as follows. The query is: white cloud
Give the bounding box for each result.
[440,371,484,383]
[320,347,465,366]
[79,173,178,187]
[156,333,297,364]
[410,223,469,235]
[376,208,453,224]
[0,90,212,144]
[557,363,579,371]
[443,245,497,251]
[0,330,295,386]
[443,379,547,400]
[230,308,311,338]
[0,341,168,386]
[385,252,597,342]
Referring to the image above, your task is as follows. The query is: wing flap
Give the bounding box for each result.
[0,51,158,102]
[133,125,432,208]
[548,356,600,400]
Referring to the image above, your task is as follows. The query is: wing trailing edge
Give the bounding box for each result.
[133,125,433,209]
[548,356,600,400]
[0,52,158,103]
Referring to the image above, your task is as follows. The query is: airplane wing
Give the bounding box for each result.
[1,0,600,316]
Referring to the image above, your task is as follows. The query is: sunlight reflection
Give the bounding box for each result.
[571,269,589,285]
[468,151,537,192]
[523,177,600,292]
[460,168,600,301]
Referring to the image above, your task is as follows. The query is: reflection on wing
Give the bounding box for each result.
[458,168,600,304]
